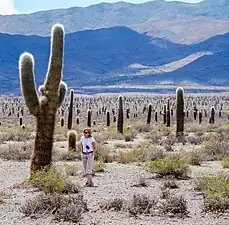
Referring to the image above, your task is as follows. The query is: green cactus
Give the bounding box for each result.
[163,104,167,124]
[199,111,202,124]
[155,111,158,122]
[76,117,79,125]
[106,111,110,126]
[67,89,74,130]
[19,117,23,126]
[19,24,67,174]
[166,98,170,127]
[147,104,152,124]
[67,130,77,152]
[209,105,215,124]
[87,109,92,127]
[176,87,185,136]
[117,95,124,133]
[60,116,64,127]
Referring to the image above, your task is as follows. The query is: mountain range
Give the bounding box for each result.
[1,0,229,44]
[0,0,228,94]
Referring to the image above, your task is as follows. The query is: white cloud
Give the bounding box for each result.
[0,0,18,15]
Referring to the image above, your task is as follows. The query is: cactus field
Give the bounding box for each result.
[0,24,229,225]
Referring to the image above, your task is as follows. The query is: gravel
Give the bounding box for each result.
[0,159,228,225]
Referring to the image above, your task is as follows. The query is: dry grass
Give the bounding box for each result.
[0,141,33,161]
[20,193,87,223]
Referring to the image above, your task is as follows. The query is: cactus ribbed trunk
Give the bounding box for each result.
[117,95,124,133]
[19,24,67,176]
[176,87,185,137]
[31,111,56,172]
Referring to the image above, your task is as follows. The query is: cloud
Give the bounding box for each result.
[0,0,18,15]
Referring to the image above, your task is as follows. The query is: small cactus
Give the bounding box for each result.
[67,130,77,151]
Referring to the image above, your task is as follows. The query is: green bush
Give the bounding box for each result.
[149,155,189,179]
[196,174,229,212]
[29,166,79,194]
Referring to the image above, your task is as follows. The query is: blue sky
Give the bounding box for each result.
[0,0,203,15]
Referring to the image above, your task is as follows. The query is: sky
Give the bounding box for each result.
[0,0,203,15]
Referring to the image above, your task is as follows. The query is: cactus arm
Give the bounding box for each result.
[19,53,39,117]
[45,24,64,94]
[57,81,67,108]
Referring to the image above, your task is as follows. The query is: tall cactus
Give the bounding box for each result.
[209,105,215,124]
[147,104,152,124]
[176,87,185,136]
[87,109,92,127]
[19,24,67,174]
[117,95,124,133]
[67,89,74,130]
[106,111,110,126]
[163,104,167,124]
[166,98,170,127]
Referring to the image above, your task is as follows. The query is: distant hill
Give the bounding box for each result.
[0,27,228,94]
[0,0,229,44]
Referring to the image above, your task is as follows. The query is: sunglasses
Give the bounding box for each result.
[84,131,89,134]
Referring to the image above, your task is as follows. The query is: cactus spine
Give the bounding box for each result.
[19,24,67,175]
[67,89,74,130]
[117,95,124,133]
[176,87,185,136]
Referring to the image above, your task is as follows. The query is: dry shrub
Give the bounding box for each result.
[203,132,229,160]
[100,198,123,211]
[95,146,116,163]
[133,123,151,133]
[160,194,188,217]
[185,150,203,166]
[0,141,33,161]
[162,180,179,189]
[118,144,160,164]
[20,193,87,223]
[222,157,229,168]
[131,176,148,187]
[129,194,157,215]
[55,150,81,161]
[0,127,32,142]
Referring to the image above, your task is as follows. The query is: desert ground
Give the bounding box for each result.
[0,93,229,225]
